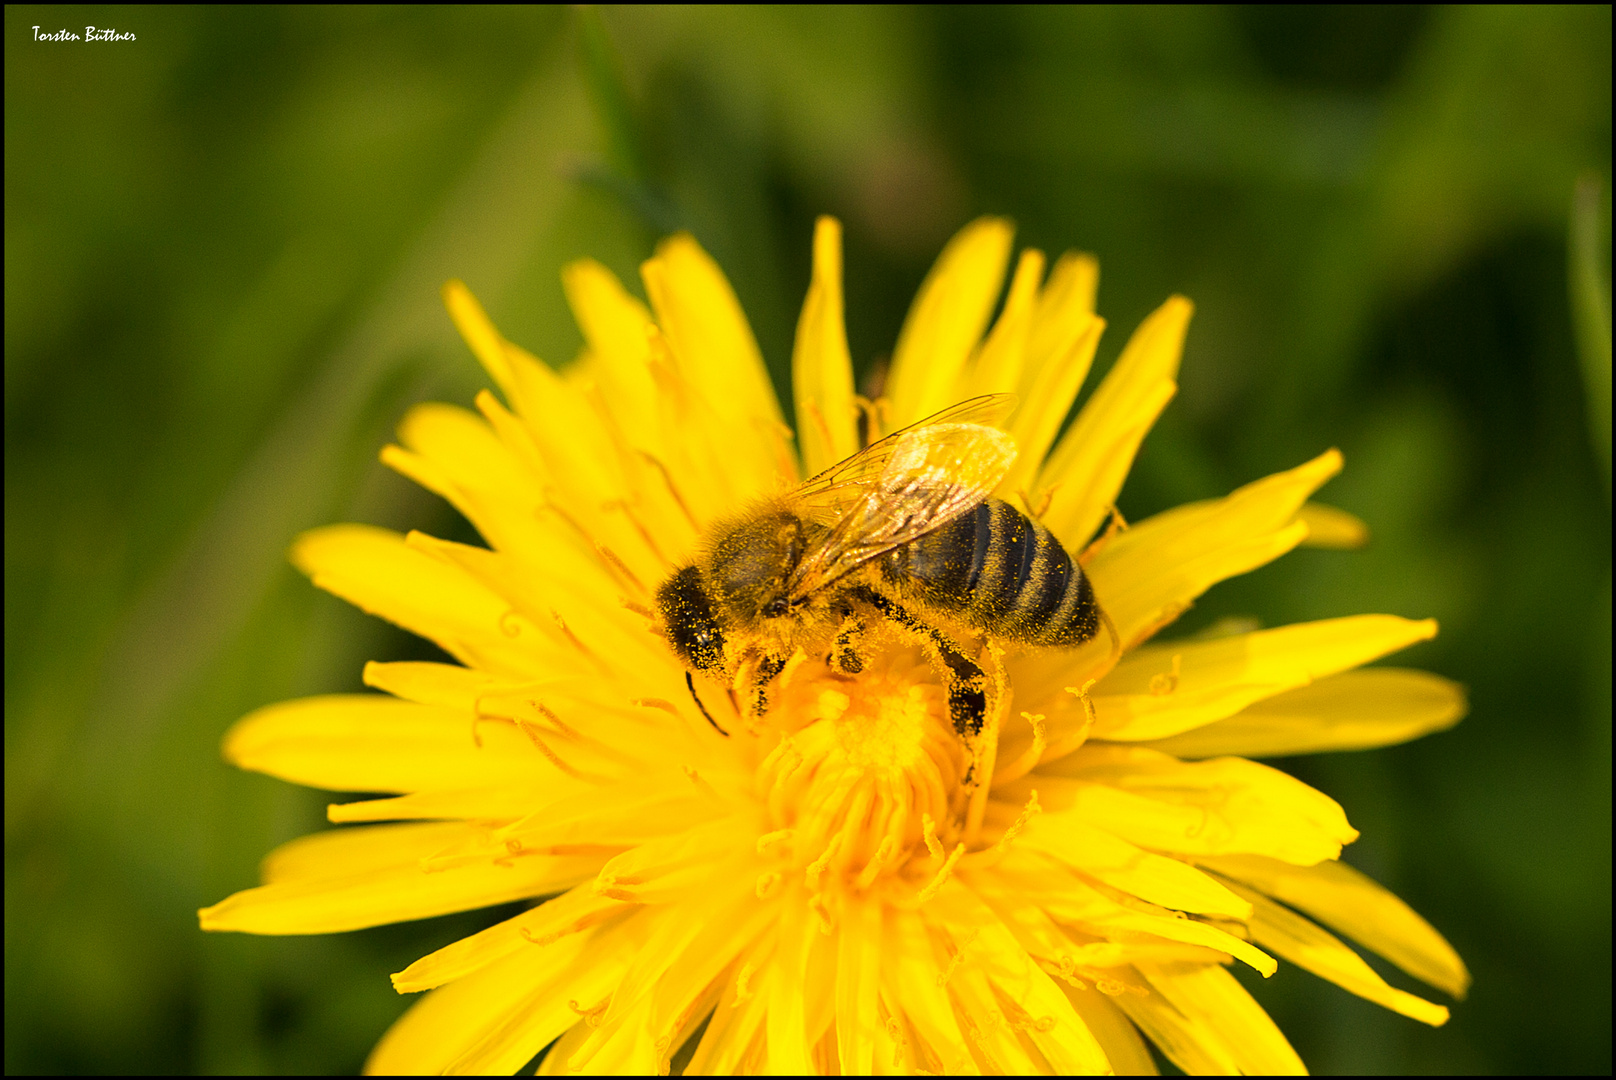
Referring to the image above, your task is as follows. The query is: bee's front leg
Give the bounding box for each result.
[829,606,866,674]
[746,652,789,720]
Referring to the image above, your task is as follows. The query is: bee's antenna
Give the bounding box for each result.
[686,671,730,737]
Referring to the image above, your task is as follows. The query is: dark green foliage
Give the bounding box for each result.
[6,6,1608,1073]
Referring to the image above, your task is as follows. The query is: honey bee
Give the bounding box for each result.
[655,394,1102,738]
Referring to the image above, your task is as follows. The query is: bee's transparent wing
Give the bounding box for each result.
[787,394,1018,601]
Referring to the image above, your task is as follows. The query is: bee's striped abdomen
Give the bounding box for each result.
[886,498,1099,648]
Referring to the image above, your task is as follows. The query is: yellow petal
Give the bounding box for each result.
[1037,295,1192,549]
[765,885,822,1073]
[1140,962,1306,1075]
[886,217,1014,425]
[561,257,660,446]
[381,402,671,613]
[1109,972,1242,1075]
[1059,982,1159,1075]
[640,234,785,498]
[443,280,519,400]
[792,216,860,478]
[258,820,471,882]
[1139,667,1467,759]
[224,693,569,793]
[883,908,977,1074]
[1197,853,1471,998]
[391,885,628,992]
[1015,812,1254,917]
[361,660,494,708]
[290,524,546,680]
[967,247,1046,398]
[400,530,670,694]
[1021,745,1358,865]
[1002,251,1105,494]
[199,824,599,934]
[1297,500,1370,548]
[929,881,1112,1073]
[1000,315,1105,504]
[1025,251,1099,382]
[1225,879,1451,1026]
[989,851,1277,977]
[533,1021,593,1076]
[327,785,569,824]
[1087,614,1441,741]
[921,888,1041,1072]
[639,888,777,1067]
[1087,448,1343,651]
[366,928,592,1075]
[834,895,883,1075]
[683,940,774,1074]
[495,788,717,855]
[593,815,755,904]
[404,915,644,1076]
[572,874,765,1071]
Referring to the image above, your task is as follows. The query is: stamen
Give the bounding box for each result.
[764,417,800,484]
[601,497,670,568]
[637,449,701,533]
[755,828,794,857]
[754,871,781,899]
[962,790,1041,870]
[1149,653,1183,696]
[1039,956,1088,990]
[991,711,1048,785]
[1064,680,1099,731]
[800,399,834,463]
[594,542,645,596]
[1079,502,1130,565]
[568,995,611,1027]
[922,812,945,862]
[682,763,720,799]
[513,720,586,779]
[914,842,965,905]
[550,609,596,663]
[809,890,834,935]
[854,834,899,891]
[805,830,843,892]
[534,701,578,739]
[733,958,757,1005]
[935,929,977,987]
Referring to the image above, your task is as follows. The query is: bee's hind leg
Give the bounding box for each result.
[848,586,986,738]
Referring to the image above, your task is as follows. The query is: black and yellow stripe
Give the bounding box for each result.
[885,498,1099,647]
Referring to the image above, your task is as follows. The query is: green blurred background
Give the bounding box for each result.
[6,5,1609,1074]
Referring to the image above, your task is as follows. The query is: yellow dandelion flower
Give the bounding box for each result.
[201,215,1471,1075]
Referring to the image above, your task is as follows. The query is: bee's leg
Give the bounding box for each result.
[749,653,789,719]
[829,607,866,674]
[848,586,986,737]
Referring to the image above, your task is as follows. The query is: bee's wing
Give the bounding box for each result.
[787,394,1018,601]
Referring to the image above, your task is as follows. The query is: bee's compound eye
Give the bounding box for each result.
[656,566,727,671]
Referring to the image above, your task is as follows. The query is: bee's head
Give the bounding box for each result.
[656,565,727,672]
[706,510,805,625]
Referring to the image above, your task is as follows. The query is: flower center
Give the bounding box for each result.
[754,649,972,894]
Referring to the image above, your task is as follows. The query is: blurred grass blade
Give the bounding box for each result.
[1570,173,1612,496]
[571,7,680,234]
[576,6,646,183]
